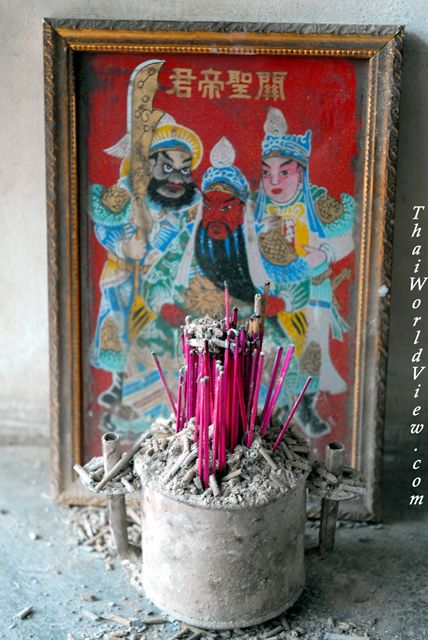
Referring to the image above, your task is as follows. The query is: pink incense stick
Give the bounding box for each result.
[186,350,193,420]
[211,356,216,388]
[203,341,210,401]
[215,370,222,470]
[239,329,246,391]
[272,377,312,452]
[260,344,295,436]
[212,372,220,473]
[261,347,283,424]
[203,377,210,487]
[203,340,214,422]
[182,368,188,428]
[183,338,191,420]
[193,370,202,444]
[240,329,245,357]
[224,281,230,331]
[244,340,251,397]
[192,353,198,417]
[198,394,204,480]
[246,352,265,448]
[198,378,207,480]
[230,339,240,452]
[223,335,231,442]
[180,387,186,433]
[236,368,247,433]
[232,392,239,452]
[183,329,189,362]
[151,352,177,417]
[218,371,226,471]
[176,369,183,432]
[232,306,238,328]
[246,348,259,421]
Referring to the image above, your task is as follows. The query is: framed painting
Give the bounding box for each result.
[44,20,403,519]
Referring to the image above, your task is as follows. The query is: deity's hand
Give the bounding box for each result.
[161,303,187,328]
[301,244,327,267]
[265,295,285,317]
[261,215,281,231]
[123,234,147,260]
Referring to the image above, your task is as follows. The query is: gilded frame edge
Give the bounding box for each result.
[44,19,404,517]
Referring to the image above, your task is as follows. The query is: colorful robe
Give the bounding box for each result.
[253,183,355,394]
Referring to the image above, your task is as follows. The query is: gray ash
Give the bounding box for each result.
[134,417,311,509]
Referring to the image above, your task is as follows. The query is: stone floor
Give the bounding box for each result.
[0,446,427,640]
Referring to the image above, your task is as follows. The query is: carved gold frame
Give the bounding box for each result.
[44,20,404,518]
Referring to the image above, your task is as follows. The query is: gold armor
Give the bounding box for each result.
[258,230,298,266]
[100,183,130,212]
[100,317,122,353]
[181,273,239,316]
[314,192,344,224]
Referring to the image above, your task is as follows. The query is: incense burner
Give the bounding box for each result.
[78,303,366,630]
[131,430,364,630]
[80,430,365,630]
[139,471,307,629]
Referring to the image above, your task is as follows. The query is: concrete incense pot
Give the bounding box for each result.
[131,429,364,630]
[77,305,366,630]
[139,469,307,629]
[78,428,365,630]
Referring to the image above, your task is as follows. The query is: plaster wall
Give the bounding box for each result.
[1,0,427,451]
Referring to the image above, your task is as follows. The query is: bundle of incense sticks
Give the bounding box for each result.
[151,282,311,487]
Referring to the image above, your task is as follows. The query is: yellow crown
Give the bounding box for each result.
[150,124,203,170]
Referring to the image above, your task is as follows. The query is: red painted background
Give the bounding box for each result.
[83,52,361,461]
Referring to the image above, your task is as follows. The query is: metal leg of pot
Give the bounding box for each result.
[102,432,140,563]
[318,441,345,559]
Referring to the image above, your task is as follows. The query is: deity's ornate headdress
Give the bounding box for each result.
[149,113,203,170]
[104,112,203,177]
[261,107,311,167]
[202,137,249,202]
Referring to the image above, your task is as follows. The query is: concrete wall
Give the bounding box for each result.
[1,0,427,451]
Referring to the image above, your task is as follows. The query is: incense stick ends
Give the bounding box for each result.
[74,456,142,497]
[136,421,313,509]
[306,458,366,501]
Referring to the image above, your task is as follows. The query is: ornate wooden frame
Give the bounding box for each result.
[44,19,403,518]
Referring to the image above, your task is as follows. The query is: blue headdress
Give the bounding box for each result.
[202,137,249,201]
[259,108,325,238]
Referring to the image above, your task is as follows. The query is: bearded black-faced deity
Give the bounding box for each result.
[89,60,203,430]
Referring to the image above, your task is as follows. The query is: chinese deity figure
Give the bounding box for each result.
[145,136,273,318]
[139,136,300,412]
[89,60,203,431]
[254,107,355,437]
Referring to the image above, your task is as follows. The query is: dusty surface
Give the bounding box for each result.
[0,446,427,639]
[134,419,311,509]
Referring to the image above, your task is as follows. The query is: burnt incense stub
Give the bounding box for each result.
[78,456,141,496]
